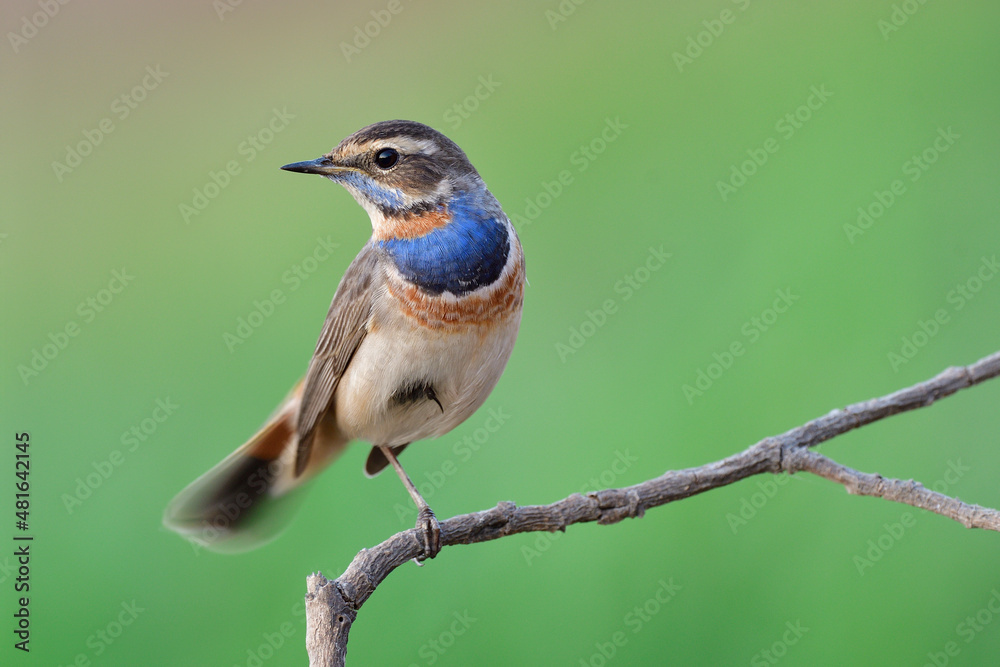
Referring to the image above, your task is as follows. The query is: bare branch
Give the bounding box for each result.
[785,449,1000,531]
[305,351,1000,666]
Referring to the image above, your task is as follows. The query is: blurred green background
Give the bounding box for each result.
[3,0,1000,664]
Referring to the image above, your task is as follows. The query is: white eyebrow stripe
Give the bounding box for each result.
[387,137,439,155]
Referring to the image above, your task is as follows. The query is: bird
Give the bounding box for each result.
[163,120,525,558]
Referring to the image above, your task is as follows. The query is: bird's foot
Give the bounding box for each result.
[415,506,441,560]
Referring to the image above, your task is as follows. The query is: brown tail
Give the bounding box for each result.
[163,381,347,553]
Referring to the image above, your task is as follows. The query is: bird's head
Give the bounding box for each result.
[282,120,485,239]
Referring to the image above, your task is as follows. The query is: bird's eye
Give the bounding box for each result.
[374,148,399,169]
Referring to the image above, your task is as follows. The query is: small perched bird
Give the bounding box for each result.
[164,120,525,557]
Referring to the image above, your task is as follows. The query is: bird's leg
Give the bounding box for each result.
[378,445,441,560]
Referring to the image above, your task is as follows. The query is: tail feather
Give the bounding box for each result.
[163,382,347,553]
[364,444,409,477]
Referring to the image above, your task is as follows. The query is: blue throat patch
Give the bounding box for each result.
[339,171,406,210]
[377,191,510,295]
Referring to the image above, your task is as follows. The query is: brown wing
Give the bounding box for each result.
[294,243,380,476]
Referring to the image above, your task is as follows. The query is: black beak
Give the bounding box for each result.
[280,157,344,176]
